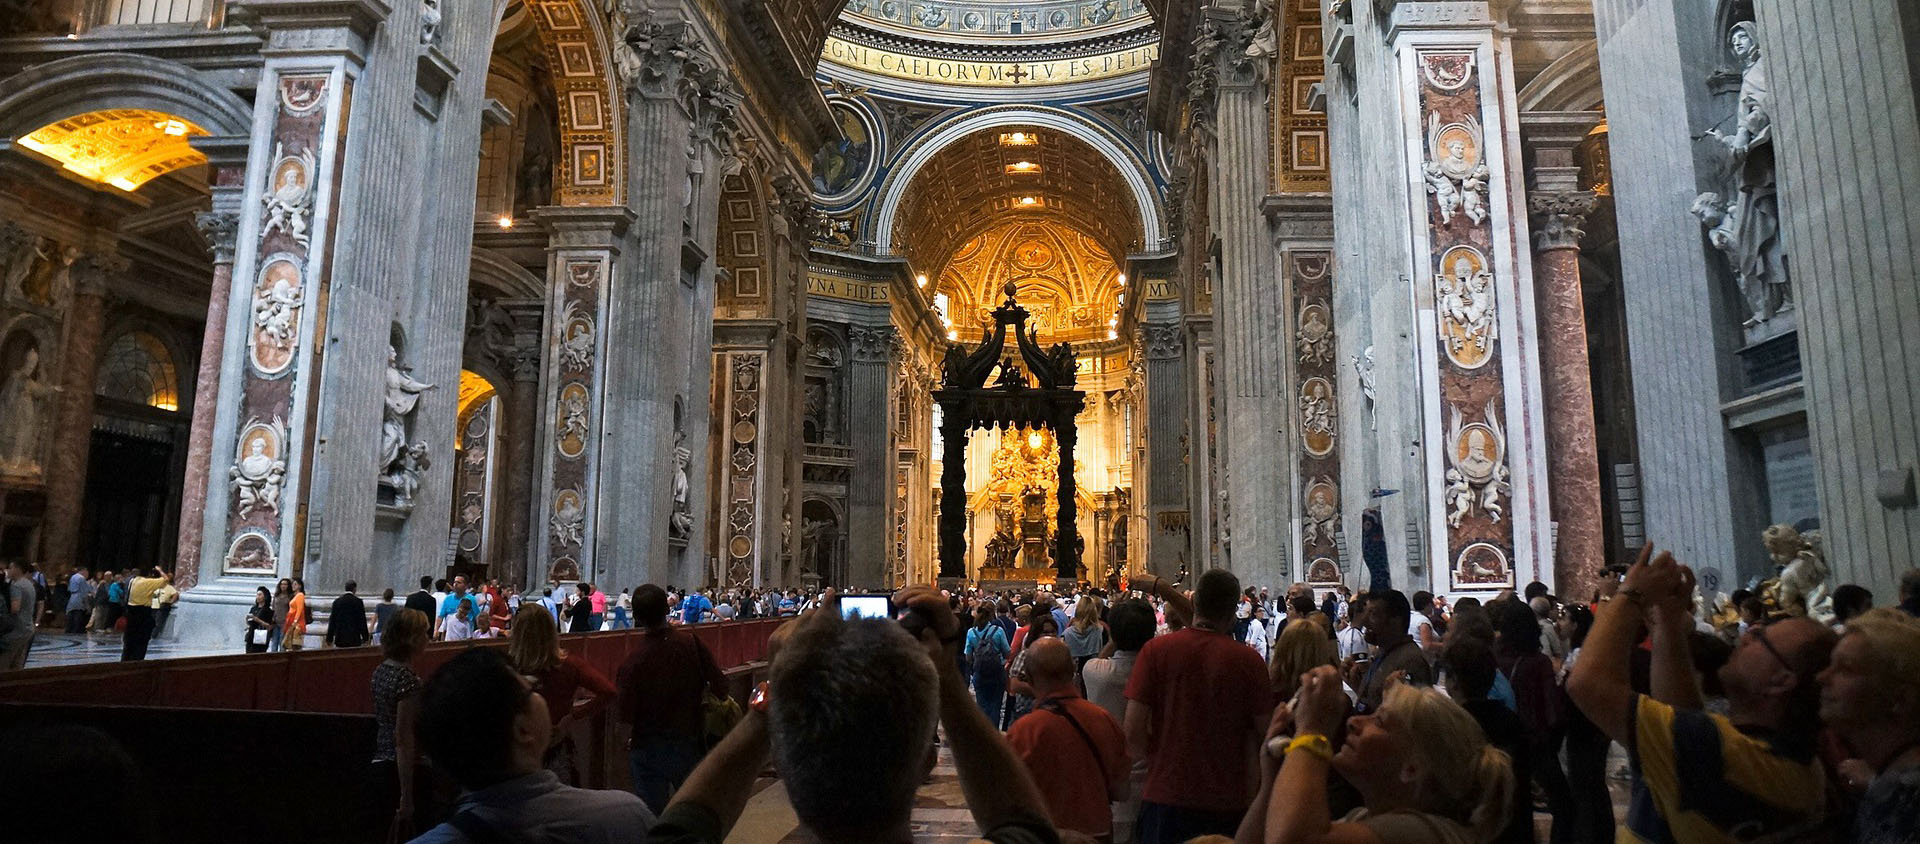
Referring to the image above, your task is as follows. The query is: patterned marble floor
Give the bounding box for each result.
[17,629,233,669]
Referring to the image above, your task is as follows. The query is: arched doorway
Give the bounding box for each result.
[83,329,191,573]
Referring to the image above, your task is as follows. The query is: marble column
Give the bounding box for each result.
[503,348,540,575]
[1529,190,1603,599]
[1196,3,1289,586]
[174,210,240,591]
[172,139,249,591]
[40,254,122,576]
[846,324,894,589]
[1140,316,1188,577]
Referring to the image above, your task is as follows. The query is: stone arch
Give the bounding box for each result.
[0,52,251,140]
[716,163,775,308]
[870,106,1165,254]
[1518,43,1605,112]
[513,0,626,205]
[470,247,546,301]
[94,316,195,413]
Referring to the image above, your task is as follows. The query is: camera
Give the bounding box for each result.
[839,594,894,621]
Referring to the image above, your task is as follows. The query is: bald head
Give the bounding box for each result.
[1025,636,1075,694]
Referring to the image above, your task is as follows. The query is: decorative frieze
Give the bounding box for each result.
[1290,251,1344,585]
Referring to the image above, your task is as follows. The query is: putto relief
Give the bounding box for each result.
[1423,114,1489,227]
[1434,245,1497,370]
[1443,400,1510,529]
[249,256,304,375]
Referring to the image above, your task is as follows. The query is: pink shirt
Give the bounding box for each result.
[590,591,607,613]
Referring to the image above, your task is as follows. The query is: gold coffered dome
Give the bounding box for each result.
[17,109,207,191]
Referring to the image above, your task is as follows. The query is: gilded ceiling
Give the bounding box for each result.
[938,218,1124,345]
[17,109,207,191]
[840,0,1151,42]
[892,126,1143,271]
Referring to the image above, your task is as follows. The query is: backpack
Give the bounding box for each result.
[969,628,1006,685]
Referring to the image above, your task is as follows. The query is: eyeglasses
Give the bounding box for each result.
[1745,621,1793,673]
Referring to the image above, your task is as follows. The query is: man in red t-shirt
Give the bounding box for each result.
[1007,637,1130,841]
[1124,568,1273,844]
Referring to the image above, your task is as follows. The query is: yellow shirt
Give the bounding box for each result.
[128,576,165,608]
[1619,694,1827,843]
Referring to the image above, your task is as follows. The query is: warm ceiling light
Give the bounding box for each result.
[947,329,959,341]
[1117,273,1127,284]
[497,215,514,229]
[1108,329,1119,340]
[1028,431,1044,450]
[19,109,208,191]
[1006,161,1040,175]
[1018,196,1038,206]
[916,273,928,288]
[156,119,189,136]
[1000,131,1037,146]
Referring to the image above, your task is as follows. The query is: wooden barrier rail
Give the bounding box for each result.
[0,617,785,713]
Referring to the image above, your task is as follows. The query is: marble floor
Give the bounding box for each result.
[17,628,233,669]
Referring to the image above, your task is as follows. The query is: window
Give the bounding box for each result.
[95,332,179,411]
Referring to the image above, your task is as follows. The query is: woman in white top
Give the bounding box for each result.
[1245,605,1272,661]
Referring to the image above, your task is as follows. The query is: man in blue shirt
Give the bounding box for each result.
[681,589,712,624]
[440,575,472,620]
[65,567,92,633]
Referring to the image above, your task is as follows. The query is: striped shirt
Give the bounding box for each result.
[1622,694,1826,843]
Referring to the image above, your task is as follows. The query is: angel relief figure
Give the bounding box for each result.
[261,146,317,247]
[1424,115,1489,226]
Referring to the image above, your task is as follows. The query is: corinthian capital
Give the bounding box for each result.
[1528,191,1599,252]
[194,211,242,264]
[848,325,897,364]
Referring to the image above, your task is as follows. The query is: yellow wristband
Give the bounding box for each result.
[1284,732,1332,762]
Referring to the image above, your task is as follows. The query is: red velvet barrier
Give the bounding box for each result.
[0,618,786,715]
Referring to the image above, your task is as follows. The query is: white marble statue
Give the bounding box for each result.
[558,305,596,371]
[381,345,436,475]
[419,0,441,45]
[230,434,287,517]
[551,494,584,548]
[0,347,58,476]
[1437,255,1497,356]
[1698,20,1790,327]
[1424,115,1489,226]
[1298,381,1336,442]
[260,146,315,247]
[384,443,431,509]
[669,444,693,539]
[1304,480,1338,545]
[1296,303,1333,365]
[1443,401,1510,528]
[253,276,303,351]
[0,226,42,301]
[1763,523,1834,622]
[1352,345,1377,431]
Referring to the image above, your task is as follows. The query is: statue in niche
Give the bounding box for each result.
[1761,523,1833,622]
[1695,20,1790,327]
[0,345,58,477]
[1247,0,1278,59]
[1351,345,1377,431]
[384,443,431,509]
[419,0,441,45]
[1424,115,1489,226]
[669,442,693,539]
[381,345,436,501]
[915,4,946,27]
[230,420,288,517]
[1087,0,1118,25]
[0,226,43,301]
[802,516,831,574]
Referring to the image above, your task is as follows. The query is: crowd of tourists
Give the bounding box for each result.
[335,554,1920,844]
[6,554,1920,844]
[0,561,182,667]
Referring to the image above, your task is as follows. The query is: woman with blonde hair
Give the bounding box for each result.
[1241,668,1514,843]
[507,603,616,783]
[1270,618,1341,701]
[1061,595,1106,668]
